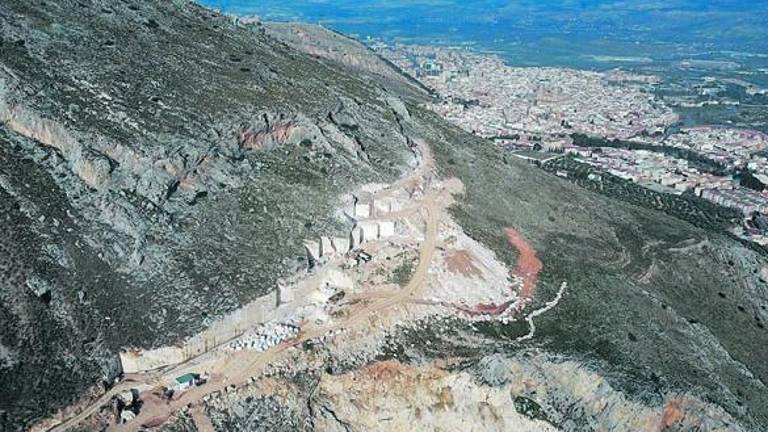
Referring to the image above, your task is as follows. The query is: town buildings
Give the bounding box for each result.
[372,43,768,245]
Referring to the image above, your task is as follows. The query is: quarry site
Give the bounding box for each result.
[3,1,768,432]
[37,122,565,432]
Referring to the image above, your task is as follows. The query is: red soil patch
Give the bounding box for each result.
[659,398,685,431]
[454,301,513,316]
[453,228,542,316]
[238,122,296,150]
[141,415,170,429]
[504,228,543,306]
[445,249,483,279]
[364,360,406,381]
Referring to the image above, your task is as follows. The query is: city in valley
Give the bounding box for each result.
[374,43,768,245]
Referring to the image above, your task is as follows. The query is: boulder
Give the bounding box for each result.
[385,95,411,121]
[73,147,113,189]
[329,98,360,131]
[25,274,52,301]
[476,354,510,387]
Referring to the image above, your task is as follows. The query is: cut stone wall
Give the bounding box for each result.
[119,290,278,373]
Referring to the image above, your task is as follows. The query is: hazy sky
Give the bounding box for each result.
[201,0,766,20]
[199,1,768,69]
[200,1,768,43]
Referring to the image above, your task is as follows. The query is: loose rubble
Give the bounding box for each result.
[226,322,300,352]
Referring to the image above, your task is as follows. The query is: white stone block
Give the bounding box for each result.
[378,220,395,238]
[358,221,379,243]
[354,203,371,219]
[332,237,350,254]
[374,199,392,215]
[350,227,364,249]
[277,284,294,304]
[320,237,334,257]
[304,240,321,263]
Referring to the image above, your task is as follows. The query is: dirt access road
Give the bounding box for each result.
[47,138,442,432]
[104,200,441,432]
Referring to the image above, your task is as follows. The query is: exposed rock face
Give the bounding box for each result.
[492,354,741,431]
[385,94,411,122]
[0,100,114,188]
[74,147,113,189]
[204,353,741,432]
[329,97,361,131]
[239,116,299,151]
[237,112,333,153]
[312,360,557,432]
[261,22,431,98]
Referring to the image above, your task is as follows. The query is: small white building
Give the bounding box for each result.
[173,373,197,393]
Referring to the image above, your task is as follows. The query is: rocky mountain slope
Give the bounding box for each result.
[0,1,422,428]
[0,1,767,431]
[260,21,432,96]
